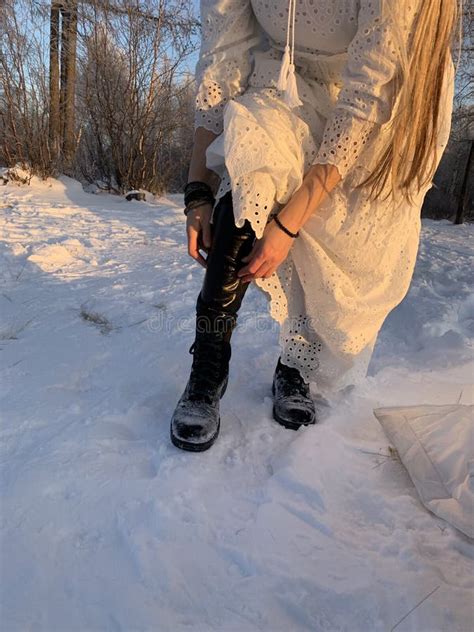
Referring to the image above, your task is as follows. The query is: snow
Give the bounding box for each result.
[1,176,473,631]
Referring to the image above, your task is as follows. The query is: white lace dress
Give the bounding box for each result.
[194,0,454,394]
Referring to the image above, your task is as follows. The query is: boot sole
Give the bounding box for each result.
[169,376,228,452]
[272,405,315,431]
[170,419,220,452]
[271,381,316,430]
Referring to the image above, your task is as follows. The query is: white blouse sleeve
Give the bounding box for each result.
[194,0,265,135]
[313,0,419,180]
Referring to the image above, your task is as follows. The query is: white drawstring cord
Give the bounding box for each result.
[276,0,303,108]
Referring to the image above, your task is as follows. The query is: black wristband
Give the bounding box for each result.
[184,181,214,207]
[185,190,214,206]
[272,214,299,238]
[184,180,213,194]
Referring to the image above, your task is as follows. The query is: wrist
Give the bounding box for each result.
[277,206,303,235]
[278,163,342,232]
[272,214,300,239]
[184,181,215,216]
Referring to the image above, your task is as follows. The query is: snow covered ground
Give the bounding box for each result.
[1,176,473,631]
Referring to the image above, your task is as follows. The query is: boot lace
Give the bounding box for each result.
[187,337,227,403]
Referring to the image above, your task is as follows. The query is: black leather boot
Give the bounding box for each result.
[170,191,256,451]
[170,298,234,451]
[272,357,317,430]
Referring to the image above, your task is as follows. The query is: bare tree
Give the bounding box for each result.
[60,0,78,166]
[1,0,198,190]
[0,0,53,175]
[76,0,198,192]
[448,3,473,224]
[454,131,473,224]
[422,4,473,222]
[49,1,61,161]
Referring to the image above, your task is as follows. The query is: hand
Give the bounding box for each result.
[186,202,213,268]
[237,219,295,283]
[235,163,341,282]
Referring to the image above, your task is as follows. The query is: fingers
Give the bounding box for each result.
[186,204,213,266]
[238,245,277,282]
[201,218,212,250]
[238,253,264,279]
[240,261,273,284]
[187,224,207,268]
[240,236,263,264]
[238,242,263,277]
[197,232,210,255]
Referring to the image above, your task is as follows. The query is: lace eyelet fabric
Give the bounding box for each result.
[194,0,455,394]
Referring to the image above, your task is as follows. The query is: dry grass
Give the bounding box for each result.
[79,306,113,335]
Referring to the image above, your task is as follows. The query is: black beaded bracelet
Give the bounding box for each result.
[184,198,214,216]
[272,214,300,238]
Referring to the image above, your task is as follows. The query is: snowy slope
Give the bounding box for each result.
[1,177,473,632]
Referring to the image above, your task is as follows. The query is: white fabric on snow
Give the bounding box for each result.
[374,404,474,539]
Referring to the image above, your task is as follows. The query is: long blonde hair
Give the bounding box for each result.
[360,0,462,202]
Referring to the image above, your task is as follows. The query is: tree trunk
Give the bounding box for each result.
[49,2,61,161]
[59,4,68,150]
[455,140,473,225]
[60,0,78,169]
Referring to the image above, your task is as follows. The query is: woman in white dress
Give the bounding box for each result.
[170,0,459,451]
